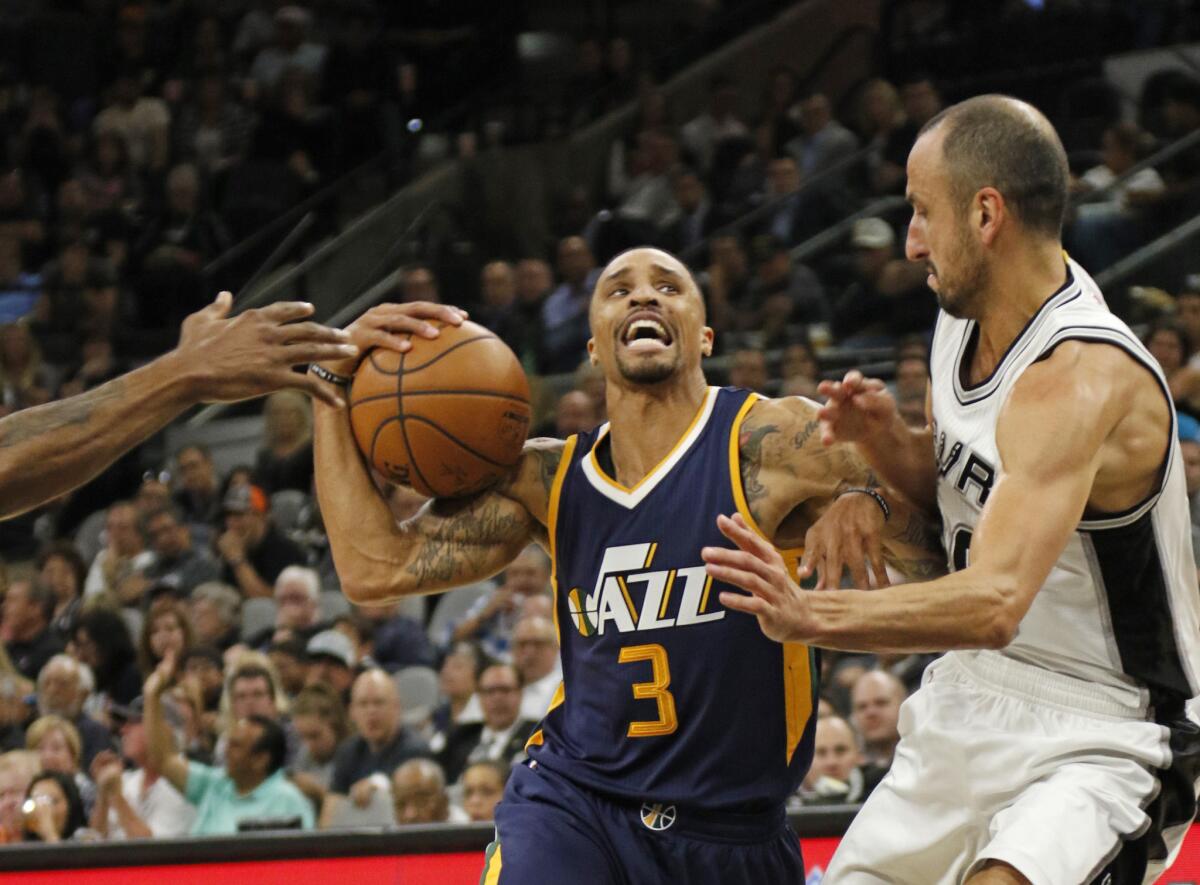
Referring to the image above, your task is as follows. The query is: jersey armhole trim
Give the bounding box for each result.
[546,435,579,646]
[728,392,772,541]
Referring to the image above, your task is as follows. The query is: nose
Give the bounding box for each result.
[905,217,927,263]
[628,285,660,307]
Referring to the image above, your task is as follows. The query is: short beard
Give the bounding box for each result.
[615,352,679,384]
[933,232,989,319]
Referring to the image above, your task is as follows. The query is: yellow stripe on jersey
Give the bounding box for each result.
[480,842,502,885]
[698,574,714,613]
[616,575,638,621]
[644,542,658,568]
[658,569,676,619]
[547,435,579,648]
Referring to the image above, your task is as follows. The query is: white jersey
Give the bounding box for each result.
[929,257,1200,716]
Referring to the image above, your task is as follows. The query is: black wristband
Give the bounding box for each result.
[836,487,891,522]
[309,363,352,387]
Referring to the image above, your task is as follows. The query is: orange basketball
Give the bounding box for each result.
[348,320,532,498]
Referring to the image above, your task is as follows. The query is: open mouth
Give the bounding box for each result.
[619,313,674,352]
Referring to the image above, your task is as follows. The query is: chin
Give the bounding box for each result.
[616,355,679,384]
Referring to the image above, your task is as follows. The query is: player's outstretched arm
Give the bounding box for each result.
[0,293,356,520]
[737,395,945,589]
[708,343,1148,652]
[311,303,561,603]
[817,370,938,512]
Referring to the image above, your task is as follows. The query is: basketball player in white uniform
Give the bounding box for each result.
[702,95,1200,884]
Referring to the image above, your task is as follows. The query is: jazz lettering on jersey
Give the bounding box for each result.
[934,423,996,507]
[566,542,724,637]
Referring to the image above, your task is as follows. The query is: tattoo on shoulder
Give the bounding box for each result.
[792,417,819,451]
[405,496,528,586]
[0,381,126,449]
[529,446,563,497]
[738,419,780,521]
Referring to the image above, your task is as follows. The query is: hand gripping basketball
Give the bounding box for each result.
[318,302,470,379]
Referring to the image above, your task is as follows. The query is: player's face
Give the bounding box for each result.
[905,130,989,319]
[587,248,712,386]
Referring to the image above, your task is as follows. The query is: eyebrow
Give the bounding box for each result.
[603,262,687,283]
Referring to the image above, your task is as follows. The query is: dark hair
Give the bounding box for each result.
[232,664,278,701]
[35,542,86,598]
[463,758,511,786]
[73,608,136,691]
[442,641,489,679]
[176,442,212,461]
[480,661,523,690]
[16,581,56,624]
[1145,319,1191,357]
[920,94,1069,238]
[26,770,86,840]
[140,503,184,535]
[1165,76,1200,111]
[291,683,350,742]
[137,600,194,676]
[247,714,287,774]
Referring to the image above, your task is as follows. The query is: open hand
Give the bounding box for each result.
[349,777,377,808]
[702,513,815,644]
[145,649,178,698]
[798,492,890,590]
[816,370,897,447]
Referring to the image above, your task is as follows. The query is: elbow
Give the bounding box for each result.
[340,574,407,606]
[977,575,1022,650]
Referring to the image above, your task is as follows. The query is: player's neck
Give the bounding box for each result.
[973,240,1067,376]
[605,371,709,488]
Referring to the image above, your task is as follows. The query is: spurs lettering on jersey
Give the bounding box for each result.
[566,542,722,637]
[934,420,996,507]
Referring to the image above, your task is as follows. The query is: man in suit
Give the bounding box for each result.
[437,663,537,783]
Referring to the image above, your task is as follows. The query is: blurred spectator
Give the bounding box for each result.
[25,714,94,813]
[322,8,391,167]
[476,260,522,348]
[893,356,928,403]
[0,237,40,323]
[553,390,600,438]
[0,649,31,753]
[0,751,38,843]
[1145,321,1200,417]
[610,129,679,227]
[250,69,334,196]
[179,646,225,740]
[391,757,465,824]
[437,662,535,783]
[249,7,328,94]
[324,670,430,821]
[254,566,324,648]
[304,630,357,699]
[512,258,552,371]
[780,340,820,388]
[38,542,86,639]
[1182,438,1200,526]
[58,335,127,399]
[0,169,45,255]
[134,476,172,519]
[681,76,748,175]
[728,349,768,394]
[89,698,195,839]
[575,360,607,422]
[451,546,551,660]
[461,758,507,823]
[21,769,87,842]
[253,391,313,495]
[32,239,119,364]
[356,602,435,673]
[144,655,313,834]
[2,580,62,680]
[174,74,255,175]
[511,616,561,722]
[172,445,223,527]
[83,501,152,605]
[605,37,639,109]
[743,236,827,346]
[137,601,193,678]
[1074,122,1163,208]
[35,655,115,770]
[0,322,53,414]
[855,79,906,194]
[93,71,170,174]
[566,37,607,126]
[268,637,309,699]
[659,167,714,255]
[796,715,881,805]
[850,670,904,771]
[429,642,484,755]
[542,238,599,374]
[188,583,242,652]
[69,608,141,709]
[699,234,750,343]
[761,155,804,246]
[832,218,931,346]
[876,75,943,194]
[399,265,439,303]
[141,506,221,599]
[216,483,307,598]
[288,683,349,809]
[787,92,859,179]
[78,132,141,217]
[756,65,802,159]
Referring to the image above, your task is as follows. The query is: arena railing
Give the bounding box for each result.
[1093,208,1200,293]
[0,807,858,874]
[1068,127,1200,210]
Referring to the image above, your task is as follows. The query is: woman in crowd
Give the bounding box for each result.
[289,684,350,808]
[460,759,508,823]
[0,322,54,416]
[37,541,87,638]
[1145,320,1200,419]
[21,770,87,842]
[137,600,193,678]
[25,715,94,815]
[253,390,313,494]
[70,608,141,709]
[428,643,484,754]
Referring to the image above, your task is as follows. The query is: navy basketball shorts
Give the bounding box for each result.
[480,760,804,885]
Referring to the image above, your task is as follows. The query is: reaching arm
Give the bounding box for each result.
[144,654,190,795]
[816,371,938,513]
[0,294,356,520]
[707,343,1155,652]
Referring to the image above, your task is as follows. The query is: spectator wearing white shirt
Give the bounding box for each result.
[680,75,748,175]
[83,501,153,605]
[93,72,170,173]
[511,617,561,722]
[248,7,327,94]
[89,698,195,839]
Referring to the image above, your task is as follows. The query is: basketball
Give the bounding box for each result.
[348,320,532,498]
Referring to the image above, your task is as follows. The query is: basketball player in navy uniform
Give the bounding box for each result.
[708,96,1200,884]
[0,293,364,521]
[312,247,944,883]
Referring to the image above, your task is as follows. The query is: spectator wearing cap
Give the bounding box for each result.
[88,697,195,839]
[831,217,933,346]
[321,670,430,826]
[35,655,115,770]
[2,580,63,680]
[141,505,220,600]
[145,653,313,834]
[305,630,356,700]
[216,483,307,599]
[248,6,328,94]
[189,583,242,652]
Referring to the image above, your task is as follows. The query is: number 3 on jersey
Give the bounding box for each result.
[619,643,678,737]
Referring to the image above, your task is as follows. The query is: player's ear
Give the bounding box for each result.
[700,326,713,358]
[977,187,1004,246]
[587,337,599,366]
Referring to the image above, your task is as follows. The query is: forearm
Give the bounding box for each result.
[0,355,194,519]
[880,493,947,582]
[89,792,110,836]
[227,559,272,598]
[805,569,1013,653]
[854,418,938,513]
[144,695,183,787]
[110,790,153,839]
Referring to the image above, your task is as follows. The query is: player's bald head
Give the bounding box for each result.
[918,94,1068,239]
[591,247,703,316]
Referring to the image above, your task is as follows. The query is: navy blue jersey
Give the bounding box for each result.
[526,386,818,813]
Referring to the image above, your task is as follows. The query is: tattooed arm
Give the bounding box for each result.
[0,295,356,520]
[314,385,562,601]
[736,396,945,584]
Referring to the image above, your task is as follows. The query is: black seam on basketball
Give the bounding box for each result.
[399,415,513,468]
[368,348,402,375]
[368,414,401,473]
[399,334,498,374]
[349,389,530,409]
[396,349,435,495]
